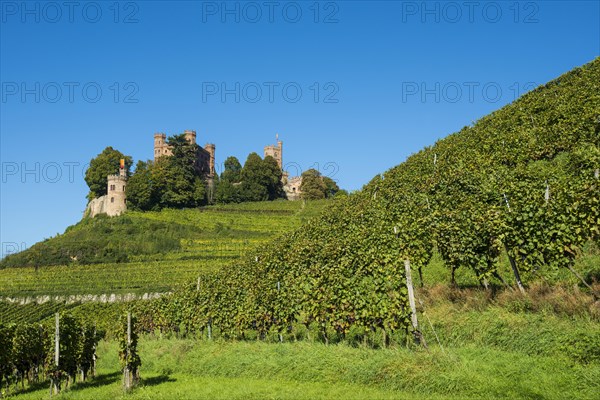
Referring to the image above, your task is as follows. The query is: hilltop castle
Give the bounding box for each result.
[154,130,216,177]
[86,159,129,218]
[264,137,302,200]
[86,131,301,218]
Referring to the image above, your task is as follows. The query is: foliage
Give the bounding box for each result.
[118,313,141,387]
[216,153,285,204]
[215,180,242,204]
[85,147,132,201]
[239,153,272,202]
[0,202,327,302]
[0,314,99,396]
[125,161,157,211]
[221,156,242,183]
[123,134,209,212]
[3,60,600,375]
[300,169,340,200]
[300,169,327,200]
[0,323,15,390]
[122,58,600,343]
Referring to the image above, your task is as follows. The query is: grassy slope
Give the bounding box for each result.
[0,201,327,300]
[7,331,599,400]
[3,60,600,398]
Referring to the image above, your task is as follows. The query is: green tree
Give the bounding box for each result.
[300,169,327,200]
[126,161,156,211]
[323,176,341,198]
[193,177,207,206]
[156,134,207,209]
[221,156,242,183]
[216,156,242,204]
[239,153,270,202]
[215,180,241,203]
[85,147,132,200]
[263,156,284,200]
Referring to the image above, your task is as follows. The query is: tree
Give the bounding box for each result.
[215,156,242,204]
[323,176,341,198]
[156,134,206,209]
[215,180,241,204]
[300,169,327,200]
[85,147,132,200]
[221,156,242,183]
[126,161,156,211]
[263,156,284,200]
[239,153,270,202]
[193,177,207,206]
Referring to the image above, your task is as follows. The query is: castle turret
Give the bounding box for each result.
[106,159,127,217]
[264,134,283,169]
[184,130,197,144]
[204,143,216,176]
[154,132,169,161]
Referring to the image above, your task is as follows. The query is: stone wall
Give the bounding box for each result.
[85,194,108,218]
[284,176,303,200]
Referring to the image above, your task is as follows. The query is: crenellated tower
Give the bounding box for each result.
[264,134,283,169]
[105,159,127,217]
[154,133,169,160]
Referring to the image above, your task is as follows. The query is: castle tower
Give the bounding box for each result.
[184,130,197,144]
[204,143,216,176]
[154,133,170,161]
[264,134,283,169]
[106,159,127,217]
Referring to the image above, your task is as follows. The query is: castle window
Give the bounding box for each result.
[123,186,125,191]
[111,197,114,203]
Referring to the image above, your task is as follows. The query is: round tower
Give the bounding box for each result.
[106,160,127,217]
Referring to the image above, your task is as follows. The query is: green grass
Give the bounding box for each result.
[6,335,599,400]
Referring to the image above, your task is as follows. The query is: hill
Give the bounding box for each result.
[1,59,599,400]
[0,201,328,300]
[135,57,600,342]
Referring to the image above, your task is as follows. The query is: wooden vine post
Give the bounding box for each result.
[394,226,427,348]
[277,281,283,343]
[404,259,426,348]
[92,323,97,378]
[502,193,526,294]
[124,312,132,391]
[51,313,60,395]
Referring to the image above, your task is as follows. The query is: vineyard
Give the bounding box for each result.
[1,59,599,398]
[0,200,327,300]
[99,58,600,346]
[0,312,144,396]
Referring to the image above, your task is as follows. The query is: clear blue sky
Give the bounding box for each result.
[1,1,599,256]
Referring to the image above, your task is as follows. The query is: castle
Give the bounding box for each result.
[85,159,128,218]
[154,130,216,177]
[264,137,302,200]
[86,132,301,218]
